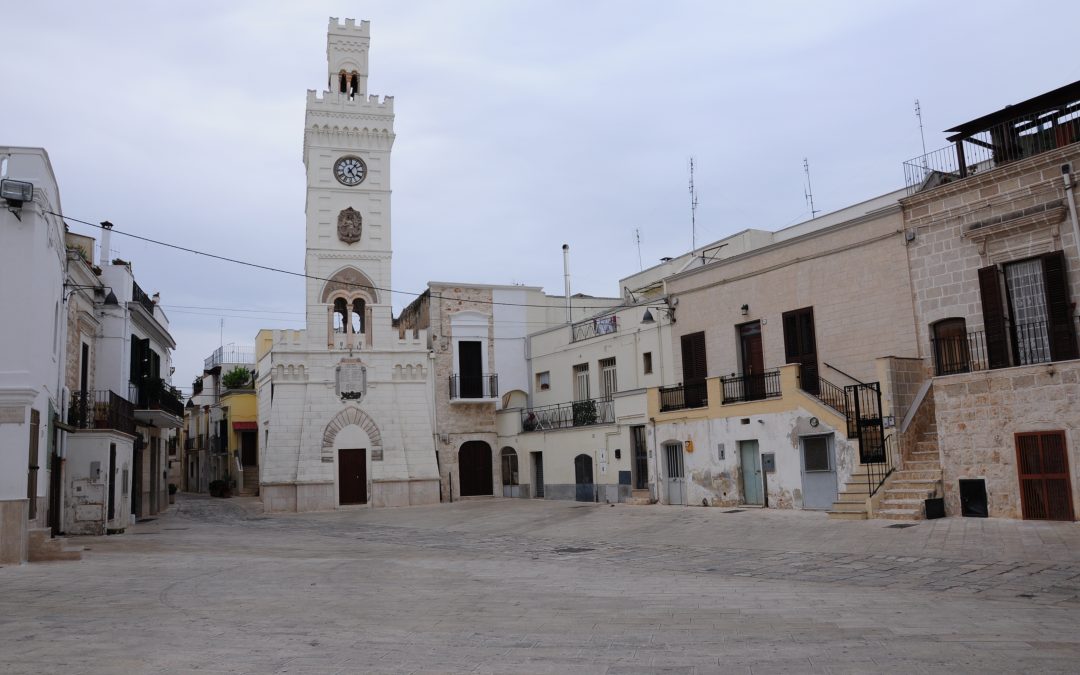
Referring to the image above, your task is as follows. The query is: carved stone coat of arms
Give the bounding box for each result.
[337,207,363,244]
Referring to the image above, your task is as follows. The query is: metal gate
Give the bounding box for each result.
[574,454,594,502]
[1016,431,1075,521]
[631,425,648,490]
[845,382,884,463]
[664,443,686,505]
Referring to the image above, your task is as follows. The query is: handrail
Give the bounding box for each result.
[823,362,865,385]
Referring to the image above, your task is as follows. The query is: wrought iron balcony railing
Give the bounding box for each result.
[571,315,618,342]
[68,390,136,436]
[130,378,186,418]
[658,382,708,412]
[204,345,256,371]
[520,397,615,432]
[449,373,499,400]
[931,317,1079,376]
[132,280,156,314]
[721,370,782,404]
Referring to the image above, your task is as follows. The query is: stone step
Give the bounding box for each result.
[878,508,922,520]
[27,528,82,563]
[903,460,941,471]
[828,510,868,520]
[915,440,939,453]
[909,451,939,460]
[884,488,934,501]
[835,491,869,503]
[829,501,870,513]
[625,498,653,506]
[892,470,942,481]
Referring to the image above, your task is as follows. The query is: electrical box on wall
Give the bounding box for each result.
[761,453,776,472]
[717,443,725,461]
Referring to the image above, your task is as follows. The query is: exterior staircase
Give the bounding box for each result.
[627,488,653,505]
[241,467,259,495]
[877,422,942,520]
[28,527,82,562]
[827,463,878,520]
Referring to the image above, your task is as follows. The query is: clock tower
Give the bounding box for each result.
[302,17,395,346]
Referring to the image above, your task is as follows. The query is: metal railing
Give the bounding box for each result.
[903,102,1080,193]
[132,280,156,314]
[449,373,499,400]
[130,378,186,418]
[866,433,898,498]
[816,377,848,416]
[520,397,615,432]
[68,390,135,436]
[658,382,708,412]
[930,317,1078,376]
[205,344,256,371]
[571,315,618,342]
[721,370,782,404]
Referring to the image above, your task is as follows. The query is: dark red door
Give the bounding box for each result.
[459,441,493,496]
[739,322,765,400]
[338,448,367,505]
[1016,431,1074,521]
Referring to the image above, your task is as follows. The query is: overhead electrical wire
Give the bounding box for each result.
[49,211,629,312]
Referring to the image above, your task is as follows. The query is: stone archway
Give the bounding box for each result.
[322,406,382,455]
[458,441,493,497]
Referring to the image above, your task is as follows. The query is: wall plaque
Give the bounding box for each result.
[0,406,25,424]
[371,448,383,461]
[336,359,367,401]
[337,207,363,244]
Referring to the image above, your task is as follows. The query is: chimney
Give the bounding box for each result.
[99,221,113,267]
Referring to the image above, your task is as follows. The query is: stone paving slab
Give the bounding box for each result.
[2,495,1080,673]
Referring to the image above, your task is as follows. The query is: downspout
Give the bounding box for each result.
[1063,164,1080,256]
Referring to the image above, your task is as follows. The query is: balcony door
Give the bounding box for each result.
[783,308,818,395]
[680,332,707,408]
[739,322,765,400]
[458,341,483,398]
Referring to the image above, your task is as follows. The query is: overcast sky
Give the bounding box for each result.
[5,1,1080,393]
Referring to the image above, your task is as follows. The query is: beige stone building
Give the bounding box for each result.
[900,80,1080,521]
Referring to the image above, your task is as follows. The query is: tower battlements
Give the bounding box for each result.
[328,17,370,36]
[306,90,394,113]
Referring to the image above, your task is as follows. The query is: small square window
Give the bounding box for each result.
[802,436,830,472]
[536,371,550,391]
[643,352,653,374]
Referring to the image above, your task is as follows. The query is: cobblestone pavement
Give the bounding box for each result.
[3,496,1080,673]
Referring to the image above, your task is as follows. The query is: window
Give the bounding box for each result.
[536,371,550,391]
[599,358,617,399]
[642,352,653,375]
[350,298,365,334]
[932,318,970,375]
[802,436,831,472]
[573,363,590,401]
[1004,258,1051,365]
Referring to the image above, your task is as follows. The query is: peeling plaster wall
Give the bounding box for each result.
[656,408,857,509]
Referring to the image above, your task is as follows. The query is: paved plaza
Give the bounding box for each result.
[3,496,1080,673]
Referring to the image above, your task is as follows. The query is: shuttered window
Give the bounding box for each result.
[978,265,1010,369]
[680,332,707,385]
[1042,250,1078,361]
[1016,431,1074,521]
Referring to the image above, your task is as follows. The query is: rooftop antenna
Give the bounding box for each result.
[915,98,928,169]
[634,228,643,271]
[803,158,820,219]
[689,157,699,251]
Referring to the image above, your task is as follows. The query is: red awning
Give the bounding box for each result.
[232,421,258,431]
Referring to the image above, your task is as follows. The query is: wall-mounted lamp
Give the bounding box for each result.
[740,304,749,316]
[641,300,676,325]
[1,178,33,208]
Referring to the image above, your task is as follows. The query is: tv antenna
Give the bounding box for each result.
[915,98,928,169]
[689,157,699,251]
[634,228,643,271]
[803,158,820,219]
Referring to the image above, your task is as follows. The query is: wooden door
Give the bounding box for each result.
[739,322,765,400]
[740,440,763,506]
[664,443,685,505]
[458,441,493,496]
[241,432,258,466]
[783,308,819,395]
[27,409,40,520]
[532,452,545,498]
[574,454,594,502]
[1016,431,1074,521]
[680,332,707,408]
[458,341,483,398]
[338,448,367,505]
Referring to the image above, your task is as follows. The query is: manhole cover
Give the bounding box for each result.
[164,527,189,531]
[887,523,917,529]
[554,547,594,554]
[724,509,745,513]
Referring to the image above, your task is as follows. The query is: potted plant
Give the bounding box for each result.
[168,483,177,504]
[222,366,252,390]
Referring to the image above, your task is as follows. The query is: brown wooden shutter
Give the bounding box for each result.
[1016,431,1074,521]
[680,332,707,384]
[1042,250,1078,361]
[978,265,1010,369]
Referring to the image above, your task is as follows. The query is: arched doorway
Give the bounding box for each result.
[500,447,519,498]
[459,441,493,497]
[574,454,594,502]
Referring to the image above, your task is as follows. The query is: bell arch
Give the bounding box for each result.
[321,266,379,305]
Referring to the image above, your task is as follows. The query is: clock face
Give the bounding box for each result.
[334,156,367,186]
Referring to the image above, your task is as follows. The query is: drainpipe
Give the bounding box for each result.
[1063,164,1080,257]
[563,244,571,323]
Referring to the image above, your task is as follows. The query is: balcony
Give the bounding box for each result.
[903,83,1080,194]
[658,382,708,412]
[205,344,256,371]
[132,280,156,315]
[67,390,135,436]
[129,378,185,427]
[449,374,499,401]
[721,370,782,404]
[520,397,614,432]
[931,317,1080,376]
[571,315,618,342]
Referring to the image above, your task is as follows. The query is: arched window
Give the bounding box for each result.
[338,71,347,93]
[333,298,348,334]
[932,318,970,375]
[351,298,365,334]
[350,72,359,98]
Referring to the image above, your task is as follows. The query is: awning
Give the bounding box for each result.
[232,421,258,431]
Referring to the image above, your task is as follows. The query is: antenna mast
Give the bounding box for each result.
[634,228,643,271]
[915,98,928,169]
[689,157,699,251]
[803,158,820,219]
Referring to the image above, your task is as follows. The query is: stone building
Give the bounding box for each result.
[256,19,440,511]
[900,80,1080,521]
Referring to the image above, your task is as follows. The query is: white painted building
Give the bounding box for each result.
[256,19,440,511]
[0,147,68,563]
